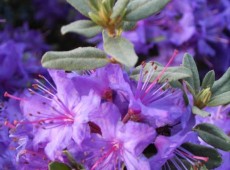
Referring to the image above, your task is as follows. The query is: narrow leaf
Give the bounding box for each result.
[61,20,102,38]
[183,53,200,94]
[111,0,129,19]
[184,81,196,97]
[49,162,71,170]
[192,106,210,117]
[124,0,170,21]
[67,0,91,17]
[211,68,230,97]
[207,91,230,106]
[193,123,230,151]
[182,143,222,169]
[201,70,215,89]
[42,47,109,71]
[103,31,138,67]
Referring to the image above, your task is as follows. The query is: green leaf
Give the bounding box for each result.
[41,47,109,71]
[131,63,191,82]
[199,165,208,170]
[201,70,215,89]
[49,162,71,170]
[88,0,100,11]
[193,123,230,151]
[111,0,129,19]
[103,31,138,67]
[183,53,200,94]
[122,21,136,31]
[184,81,196,97]
[67,0,91,17]
[207,91,230,106]
[182,143,222,169]
[124,0,170,21]
[61,20,102,38]
[192,106,210,117]
[211,68,230,97]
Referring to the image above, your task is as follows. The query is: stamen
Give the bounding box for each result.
[4,92,27,101]
[18,116,73,126]
[31,83,72,116]
[91,146,116,170]
[38,74,57,92]
[175,147,209,166]
[135,63,145,98]
[145,49,178,93]
[4,121,16,129]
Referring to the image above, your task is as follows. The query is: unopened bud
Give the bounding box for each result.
[195,88,212,109]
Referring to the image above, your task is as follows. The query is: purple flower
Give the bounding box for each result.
[123,56,187,128]
[0,41,27,96]
[71,64,133,116]
[149,110,200,169]
[72,103,156,170]
[0,94,26,170]
[20,70,101,159]
[72,64,132,99]
[0,24,49,55]
[0,24,50,98]
[0,145,16,170]
[9,122,51,170]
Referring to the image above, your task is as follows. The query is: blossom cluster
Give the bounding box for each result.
[0,62,229,169]
[0,0,230,169]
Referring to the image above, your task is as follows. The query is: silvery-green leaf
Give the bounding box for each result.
[211,68,230,97]
[61,20,102,38]
[103,31,138,67]
[192,106,210,117]
[67,0,91,17]
[207,91,230,106]
[88,0,100,11]
[122,21,136,31]
[124,0,170,21]
[111,0,129,19]
[202,70,215,89]
[49,162,71,170]
[42,47,109,71]
[193,123,230,151]
[183,53,200,94]
[184,81,196,97]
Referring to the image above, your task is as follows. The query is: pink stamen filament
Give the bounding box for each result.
[4,121,16,129]
[17,116,73,126]
[177,149,209,162]
[4,92,26,101]
[91,145,117,170]
[145,50,178,94]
